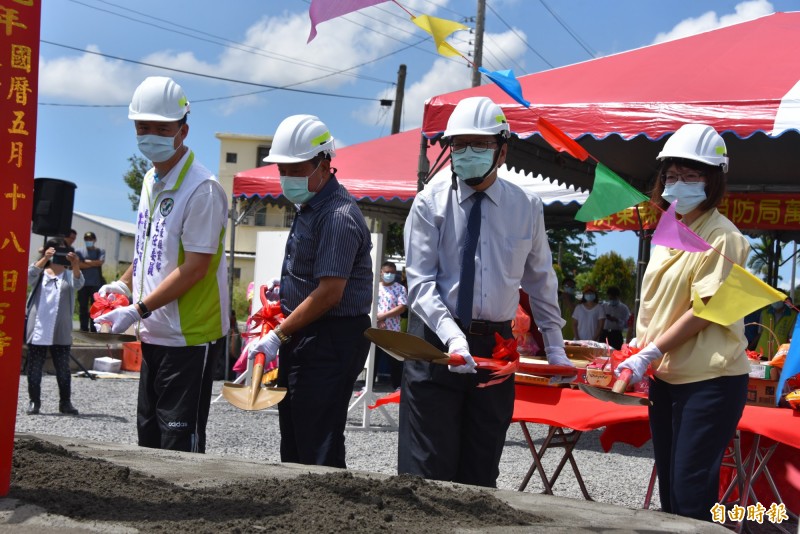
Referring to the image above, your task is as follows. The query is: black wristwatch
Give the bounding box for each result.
[137,300,152,319]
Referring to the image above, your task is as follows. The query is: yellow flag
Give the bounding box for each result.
[411,14,467,57]
[693,264,786,325]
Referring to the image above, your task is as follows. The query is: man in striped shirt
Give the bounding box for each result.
[247,114,373,468]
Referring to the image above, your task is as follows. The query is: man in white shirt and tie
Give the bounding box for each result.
[400,96,573,488]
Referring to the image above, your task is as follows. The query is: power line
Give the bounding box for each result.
[483,34,527,75]
[69,0,392,85]
[485,1,554,69]
[537,0,596,58]
[40,40,383,103]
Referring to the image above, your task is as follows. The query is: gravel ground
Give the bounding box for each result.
[15,373,657,509]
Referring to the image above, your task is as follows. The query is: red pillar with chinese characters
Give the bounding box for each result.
[0,0,42,496]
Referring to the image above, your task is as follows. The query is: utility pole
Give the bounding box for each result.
[391,64,406,134]
[471,0,486,87]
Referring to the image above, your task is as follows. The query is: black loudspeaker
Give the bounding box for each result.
[31,178,77,236]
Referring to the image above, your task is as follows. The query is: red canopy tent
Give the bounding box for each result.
[421,11,800,197]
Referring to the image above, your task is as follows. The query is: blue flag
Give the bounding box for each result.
[478,67,530,108]
[776,318,800,405]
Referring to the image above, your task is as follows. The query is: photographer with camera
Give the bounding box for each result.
[25,237,84,415]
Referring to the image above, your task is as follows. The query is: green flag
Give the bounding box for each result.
[575,163,649,222]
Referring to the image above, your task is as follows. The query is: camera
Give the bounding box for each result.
[51,247,71,266]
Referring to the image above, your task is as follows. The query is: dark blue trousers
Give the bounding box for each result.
[398,317,514,488]
[277,315,370,468]
[649,373,748,520]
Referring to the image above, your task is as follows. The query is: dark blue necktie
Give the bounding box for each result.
[457,192,485,330]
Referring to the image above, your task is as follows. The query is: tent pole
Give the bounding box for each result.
[226,195,238,382]
[416,132,429,192]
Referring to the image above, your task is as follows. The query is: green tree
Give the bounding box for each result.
[589,252,637,304]
[548,228,598,280]
[385,222,405,257]
[123,154,150,211]
[747,235,783,283]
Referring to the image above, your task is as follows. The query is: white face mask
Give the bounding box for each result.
[662,181,707,215]
[137,132,180,163]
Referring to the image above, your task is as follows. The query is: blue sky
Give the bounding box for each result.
[35,0,798,284]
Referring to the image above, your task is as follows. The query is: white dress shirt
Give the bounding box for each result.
[404,173,565,347]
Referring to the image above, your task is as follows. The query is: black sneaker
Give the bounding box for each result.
[26,401,40,415]
[59,403,79,415]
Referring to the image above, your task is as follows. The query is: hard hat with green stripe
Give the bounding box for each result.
[657,123,729,173]
[128,76,190,122]
[263,114,336,164]
[443,96,510,138]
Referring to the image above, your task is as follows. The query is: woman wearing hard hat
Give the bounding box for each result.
[617,124,750,521]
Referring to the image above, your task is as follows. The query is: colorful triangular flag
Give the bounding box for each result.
[776,318,800,405]
[411,14,467,57]
[651,201,712,252]
[308,0,389,42]
[478,67,530,107]
[575,163,649,222]
[537,116,589,161]
[692,265,786,325]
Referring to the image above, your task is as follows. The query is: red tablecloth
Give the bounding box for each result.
[512,384,800,513]
[512,384,651,451]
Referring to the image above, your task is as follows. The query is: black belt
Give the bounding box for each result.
[456,319,512,336]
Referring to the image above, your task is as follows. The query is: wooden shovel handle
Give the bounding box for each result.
[612,368,632,394]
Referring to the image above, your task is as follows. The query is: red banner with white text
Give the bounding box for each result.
[587,194,800,232]
[0,0,41,496]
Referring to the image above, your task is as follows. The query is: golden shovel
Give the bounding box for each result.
[222,352,286,411]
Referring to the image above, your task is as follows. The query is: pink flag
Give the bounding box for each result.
[651,201,712,252]
[308,0,389,42]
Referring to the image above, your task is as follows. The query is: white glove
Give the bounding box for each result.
[98,280,132,299]
[545,346,577,385]
[94,304,140,334]
[615,342,662,384]
[447,336,476,374]
[541,328,574,383]
[628,337,638,349]
[247,330,281,364]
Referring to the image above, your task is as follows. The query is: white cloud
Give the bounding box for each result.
[356,28,529,131]
[652,0,773,44]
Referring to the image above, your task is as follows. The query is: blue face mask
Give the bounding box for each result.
[452,147,496,183]
[771,302,785,310]
[584,293,596,302]
[382,273,395,284]
[280,163,322,204]
[136,133,180,163]
[84,241,95,248]
[662,181,707,215]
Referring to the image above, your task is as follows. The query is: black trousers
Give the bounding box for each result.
[137,337,222,453]
[77,285,101,332]
[277,315,371,468]
[601,329,624,349]
[374,345,404,389]
[398,315,514,488]
[649,373,748,520]
[26,344,72,406]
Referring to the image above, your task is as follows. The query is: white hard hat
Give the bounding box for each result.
[128,76,190,122]
[263,114,336,164]
[657,123,729,173]
[443,96,510,138]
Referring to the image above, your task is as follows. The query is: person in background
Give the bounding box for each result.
[246,114,373,468]
[25,237,83,415]
[559,277,577,341]
[743,308,761,351]
[64,229,77,252]
[265,277,280,302]
[375,261,407,390]
[754,295,796,358]
[571,284,604,341]
[601,286,630,349]
[401,96,572,488]
[95,76,229,454]
[76,231,105,332]
[617,123,750,521]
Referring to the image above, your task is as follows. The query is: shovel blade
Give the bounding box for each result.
[364,328,449,362]
[221,384,286,411]
[577,383,650,406]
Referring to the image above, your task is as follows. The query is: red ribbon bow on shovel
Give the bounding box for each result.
[89,292,130,319]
